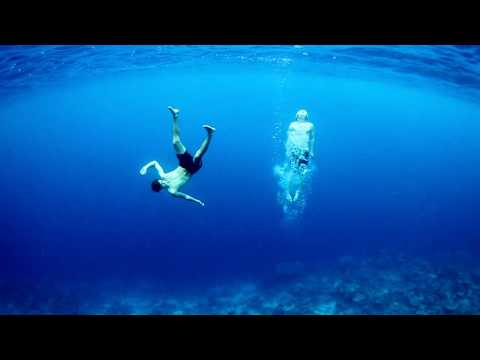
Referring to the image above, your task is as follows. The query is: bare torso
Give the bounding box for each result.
[286,121,314,154]
[159,166,192,193]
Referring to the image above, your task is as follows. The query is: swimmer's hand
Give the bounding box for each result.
[168,106,180,118]
[189,197,205,207]
[139,166,148,176]
[188,197,205,207]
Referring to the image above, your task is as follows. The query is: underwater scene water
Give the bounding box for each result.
[1,45,480,315]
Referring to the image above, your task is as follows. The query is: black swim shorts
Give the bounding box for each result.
[177,151,203,175]
[296,151,310,166]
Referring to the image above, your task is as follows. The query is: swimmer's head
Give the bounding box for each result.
[295,109,309,122]
[151,179,163,192]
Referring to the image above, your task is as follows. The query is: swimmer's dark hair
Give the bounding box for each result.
[151,179,163,192]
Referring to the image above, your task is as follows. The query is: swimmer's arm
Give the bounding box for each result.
[310,125,316,157]
[139,161,166,177]
[287,123,295,135]
[170,191,205,207]
[286,123,295,148]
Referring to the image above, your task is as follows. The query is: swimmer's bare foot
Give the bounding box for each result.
[168,106,180,118]
[203,124,216,135]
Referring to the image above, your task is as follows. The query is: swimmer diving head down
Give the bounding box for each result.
[140,106,216,207]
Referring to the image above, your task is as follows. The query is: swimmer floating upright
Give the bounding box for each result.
[274,109,316,217]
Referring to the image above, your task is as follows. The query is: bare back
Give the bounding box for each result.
[286,121,314,153]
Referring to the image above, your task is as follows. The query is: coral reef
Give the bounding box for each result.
[1,253,479,315]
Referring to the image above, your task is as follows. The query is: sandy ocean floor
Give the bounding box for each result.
[1,253,480,315]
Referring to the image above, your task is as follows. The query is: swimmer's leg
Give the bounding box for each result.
[168,106,186,154]
[293,190,300,202]
[286,191,294,203]
[287,175,302,203]
[194,124,216,161]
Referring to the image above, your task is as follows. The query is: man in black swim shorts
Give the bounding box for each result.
[283,109,315,203]
[139,106,216,206]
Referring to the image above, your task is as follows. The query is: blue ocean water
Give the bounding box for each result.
[1,45,480,314]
